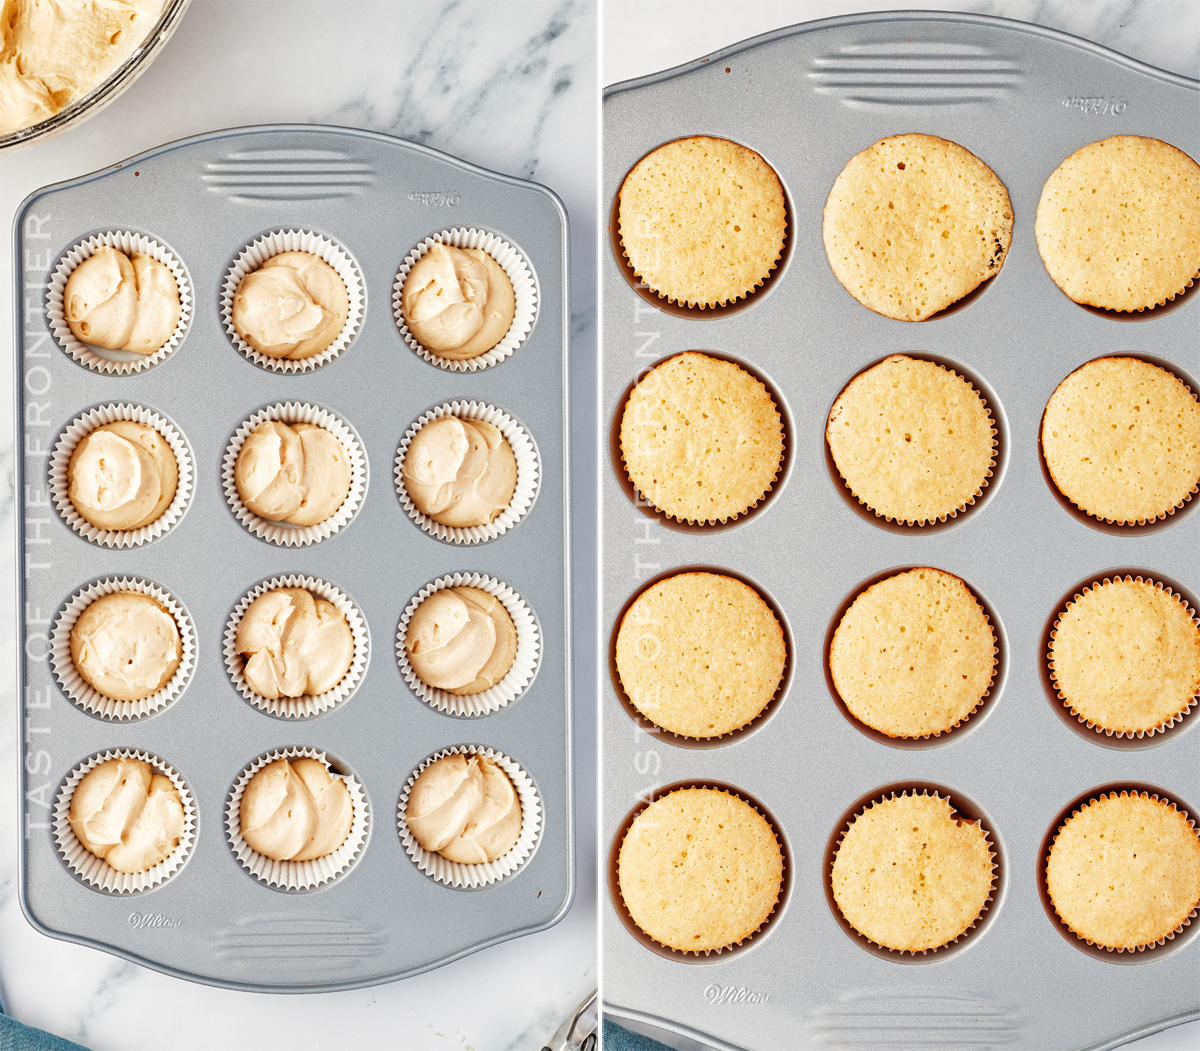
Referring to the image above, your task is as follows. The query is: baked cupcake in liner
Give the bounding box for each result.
[397,744,542,889]
[1045,790,1199,952]
[1041,361,1197,527]
[221,229,364,373]
[47,231,192,375]
[222,402,367,547]
[829,358,998,526]
[392,227,537,372]
[394,400,540,545]
[54,749,197,893]
[224,574,369,720]
[829,568,999,741]
[226,747,369,891]
[51,576,196,721]
[396,572,540,717]
[1049,575,1199,738]
[50,403,194,548]
[614,783,787,957]
[829,789,998,956]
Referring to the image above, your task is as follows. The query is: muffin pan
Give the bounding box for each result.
[16,125,571,991]
[603,13,1198,1050]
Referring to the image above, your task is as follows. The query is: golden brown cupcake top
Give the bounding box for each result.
[830,568,996,738]
[1036,136,1200,312]
[618,136,786,308]
[616,572,785,738]
[620,351,783,524]
[823,133,1012,321]
[1041,357,1200,525]
[1050,577,1200,735]
[618,787,783,953]
[831,792,995,953]
[827,355,995,525]
[1046,792,1200,950]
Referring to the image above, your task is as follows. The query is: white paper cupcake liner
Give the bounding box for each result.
[51,577,196,721]
[392,227,537,372]
[47,231,192,375]
[221,229,364,373]
[1047,791,1197,951]
[396,573,540,717]
[54,749,197,893]
[397,745,542,888]
[831,789,997,957]
[1050,575,1199,738]
[224,574,369,719]
[222,402,368,546]
[226,747,369,890]
[50,403,194,548]
[394,401,540,544]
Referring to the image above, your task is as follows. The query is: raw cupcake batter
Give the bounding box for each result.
[405,753,521,864]
[401,416,517,527]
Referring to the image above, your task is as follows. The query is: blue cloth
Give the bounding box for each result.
[0,1014,90,1051]
[604,1020,674,1051]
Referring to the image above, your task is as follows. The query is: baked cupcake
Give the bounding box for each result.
[401,243,515,360]
[830,568,996,738]
[827,355,996,525]
[404,586,517,696]
[1046,791,1200,950]
[64,246,181,354]
[68,757,185,874]
[239,756,353,863]
[617,787,783,953]
[831,791,995,953]
[1050,577,1200,736]
[620,352,784,524]
[615,572,786,738]
[400,416,517,528]
[70,592,181,703]
[232,251,349,360]
[405,753,521,864]
[235,420,351,528]
[1036,136,1200,312]
[617,136,787,309]
[68,421,178,532]
[823,134,1012,321]
[234,588,354,700]
[1041,357,1200,525]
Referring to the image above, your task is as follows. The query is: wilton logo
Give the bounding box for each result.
[128,913,181,930]
[408,191,460,207]
[1063,96,1127,116]
[704,984,769,1005]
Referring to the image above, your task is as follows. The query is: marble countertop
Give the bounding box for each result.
[602,3,1198,1051]
[0,3,596,1049]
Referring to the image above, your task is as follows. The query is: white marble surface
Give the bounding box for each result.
[0,2,597,1049]
[602,3,1198,1051]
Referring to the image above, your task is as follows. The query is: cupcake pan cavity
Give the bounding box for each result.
[16,126,570,991]
[603,14,1198,1051]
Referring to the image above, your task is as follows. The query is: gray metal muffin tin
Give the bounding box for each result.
[15,124,571,991]
[603,13,1198,1051]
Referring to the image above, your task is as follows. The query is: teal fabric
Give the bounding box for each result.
[0,1015,90,1051]
[604,1020,673,1051]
